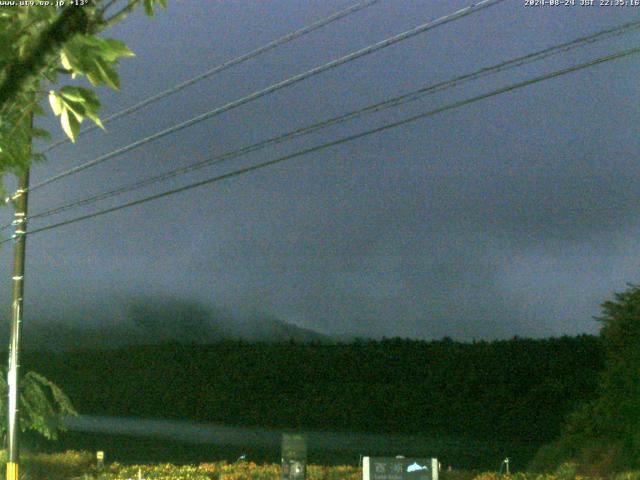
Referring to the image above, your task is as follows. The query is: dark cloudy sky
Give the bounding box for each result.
[1,0,638,341]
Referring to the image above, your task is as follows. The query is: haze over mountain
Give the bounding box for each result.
[16,297,328,350]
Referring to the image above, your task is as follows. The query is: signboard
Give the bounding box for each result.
[363,457,438,480]
[281,434,307,480]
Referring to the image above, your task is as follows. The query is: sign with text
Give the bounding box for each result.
[281,434,307,480]
[363,457,438,480]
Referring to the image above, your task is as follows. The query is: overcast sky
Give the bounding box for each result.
[1,0,638,341]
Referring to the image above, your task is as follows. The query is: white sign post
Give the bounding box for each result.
[363,457,438,480]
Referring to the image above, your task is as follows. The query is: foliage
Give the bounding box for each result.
[528,441,572,474]
[0,367,77,440]
[555,462,579,480]
[536,284,640,473]
[472,474,584,480]
[7,453,362,480]
[97,461,361,480]
[14,452,640,480]
[595,285,640,446]
[20,336,602,469]
[0,0,167,194]
[12,454,640,480]
[613,472,640,480]
[55,337,604,440]
[440,469,480,480]
[20,449,94,480]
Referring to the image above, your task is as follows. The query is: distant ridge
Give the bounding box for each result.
[12,297,329,351]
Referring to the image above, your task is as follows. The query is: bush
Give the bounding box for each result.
[555,462,578,480]
[21,450,95,480]
[441,469,479,480]
[17,453,640,480]
[529,442,572,473]
[613,472,640,480]
[92,460,360,480]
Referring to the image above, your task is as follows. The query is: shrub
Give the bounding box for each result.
[23,450,95,480]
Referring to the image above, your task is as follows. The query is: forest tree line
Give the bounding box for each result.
[18,335,603,450]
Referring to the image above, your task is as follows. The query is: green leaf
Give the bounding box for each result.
[94,57,120,90]
[58,86,86,103]
[59,87,104,129]
[86,71,101,86]
[88,114,105,130]
[143,0,154,16]
[59,86,98,107]
[61,108,80,142]
[60,47,81,78]
[62,38,94,76]
[83,107,105,130]
[60,50,73,71]
[102,39,135,61]
[48,91,63,116]
[61,99,85,122]
[61,86,101,113]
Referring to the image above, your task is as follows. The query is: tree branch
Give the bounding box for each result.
[100,0,141,31]
[99,0,121,14]
[0,5,91,113]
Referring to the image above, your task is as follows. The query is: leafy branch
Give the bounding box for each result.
[0,0,168,185]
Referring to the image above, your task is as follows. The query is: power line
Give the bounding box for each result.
[6,45,637,244]
[41,0,380,153]
[27,0,505,194]
[16,19,640,227]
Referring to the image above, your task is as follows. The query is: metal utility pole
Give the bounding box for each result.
[6,168,30,480]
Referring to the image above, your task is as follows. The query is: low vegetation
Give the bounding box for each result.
[6,451,640,480]
[11,450,361,480]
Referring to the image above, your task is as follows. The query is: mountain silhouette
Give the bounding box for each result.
[12,296,328,351]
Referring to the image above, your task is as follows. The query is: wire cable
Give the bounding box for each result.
[41,0,380,153]
[16,18,640,227]
[6,45,637,243]
[27,0,506,194]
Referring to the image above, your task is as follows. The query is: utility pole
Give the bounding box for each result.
[6,167,30,480]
